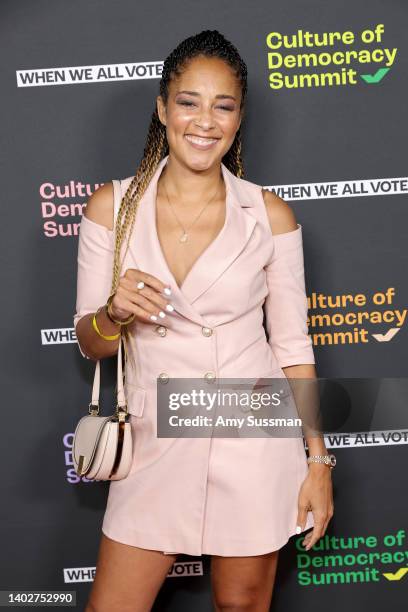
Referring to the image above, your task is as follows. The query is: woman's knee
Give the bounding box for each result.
[213,585,263,611]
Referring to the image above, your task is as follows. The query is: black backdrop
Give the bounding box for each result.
[1,0,407,609]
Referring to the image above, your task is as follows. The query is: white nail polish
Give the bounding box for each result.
[150,314,158,321]
[159,311,166,318]
[137,281,145,289]
[166,304,174,312]
[164,287,172,295]
[295,525,302,534]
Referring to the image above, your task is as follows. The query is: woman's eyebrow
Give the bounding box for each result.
[176,90,236,101]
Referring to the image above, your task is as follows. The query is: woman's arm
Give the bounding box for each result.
[262,189,334,550]
[73,182,121,361]
[262,189,328,453]
[73,182,175,361]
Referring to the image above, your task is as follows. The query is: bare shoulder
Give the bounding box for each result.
[261,188,298,235]
[84,181,114,231]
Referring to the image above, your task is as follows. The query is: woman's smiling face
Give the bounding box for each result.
[157,55,243,171]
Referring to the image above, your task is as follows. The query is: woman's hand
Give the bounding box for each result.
[296,463,334,551]
[110,268,176,324]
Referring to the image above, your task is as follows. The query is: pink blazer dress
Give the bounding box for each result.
[73,154,316,557]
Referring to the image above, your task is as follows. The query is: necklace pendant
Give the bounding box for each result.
[179,232,188,243]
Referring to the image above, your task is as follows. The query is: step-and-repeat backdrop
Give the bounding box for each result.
[2,0,407,609]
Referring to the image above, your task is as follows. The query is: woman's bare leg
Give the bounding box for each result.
[85,533,178,612]
[210,550,279,611]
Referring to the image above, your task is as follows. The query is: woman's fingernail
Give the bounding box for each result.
[164,287,172,295]
[150,314,158,321]
[295,525,302,534]
[166,304,174,312]
[159,311,166,318]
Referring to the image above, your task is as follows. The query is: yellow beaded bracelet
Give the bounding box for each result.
[92,307,121,341]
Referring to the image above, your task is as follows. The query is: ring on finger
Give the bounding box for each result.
[136,281,145,291]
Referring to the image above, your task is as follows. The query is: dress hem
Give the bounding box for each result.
[101,517,314,558]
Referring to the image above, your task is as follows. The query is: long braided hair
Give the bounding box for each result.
[111,30,248,364]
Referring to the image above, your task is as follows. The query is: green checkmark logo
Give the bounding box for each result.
[360,68,390,83]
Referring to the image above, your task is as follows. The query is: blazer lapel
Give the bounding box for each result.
[125,154,257,324]
[181,164,257,304]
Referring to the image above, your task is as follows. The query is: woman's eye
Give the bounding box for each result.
[178,101,233,112]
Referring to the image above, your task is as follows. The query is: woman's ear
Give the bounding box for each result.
[156,95,167,127]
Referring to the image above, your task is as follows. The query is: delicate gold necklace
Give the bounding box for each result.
[162,172,222,243]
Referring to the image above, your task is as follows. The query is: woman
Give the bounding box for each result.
[74,30,334,612]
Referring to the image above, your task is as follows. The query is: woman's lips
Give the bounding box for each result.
[184,134,220,150]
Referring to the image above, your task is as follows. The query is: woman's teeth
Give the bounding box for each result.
[185,134,219,148]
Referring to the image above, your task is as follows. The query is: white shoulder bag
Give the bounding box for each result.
[72,333,133,481]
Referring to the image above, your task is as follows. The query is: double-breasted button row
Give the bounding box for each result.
[158,371,216,383]
[155,325,213,338]
[156,325,214,384]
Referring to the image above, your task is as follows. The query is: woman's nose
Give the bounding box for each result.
[194,109,215,130]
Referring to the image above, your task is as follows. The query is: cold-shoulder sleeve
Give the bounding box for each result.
[263,223,315,368]
[73,214,115,358]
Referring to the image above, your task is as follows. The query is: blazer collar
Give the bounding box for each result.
[126,154,256,325]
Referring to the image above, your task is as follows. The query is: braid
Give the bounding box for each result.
[110,111,168,359]
[222,127,244,178]
[110,30,248,363]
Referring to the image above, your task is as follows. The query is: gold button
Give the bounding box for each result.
[158,372,169,384]
[155,325,167,337]
[204,371,216,382]
[201,326,213,337]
